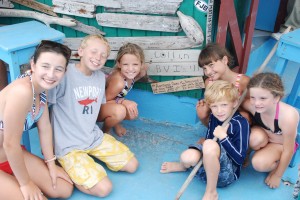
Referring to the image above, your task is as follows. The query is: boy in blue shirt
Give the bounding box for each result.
[161,80,250,200]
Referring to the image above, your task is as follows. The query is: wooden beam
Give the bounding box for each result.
[0,9,76,27]
[53,0,95,18]
[96,13,181,32]
[10,0,57,17]
[71,49,200,62]
[63,15,105,35]
[64,36,200,51]
[151,77,204,94]
[105,0,182,15]
[71,0,121,8]
[0,0,14,8]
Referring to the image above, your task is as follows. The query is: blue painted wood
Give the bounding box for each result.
[0,21,65,151]
[274,28,300,167]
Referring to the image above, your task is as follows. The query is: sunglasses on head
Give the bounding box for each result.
[35,40,72,59]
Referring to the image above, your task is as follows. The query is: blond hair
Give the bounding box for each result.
[114,43,145,69]
[80,34,111,55]
[205,80,239,105]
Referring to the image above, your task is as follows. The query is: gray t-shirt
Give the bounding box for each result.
[48,63,106,157]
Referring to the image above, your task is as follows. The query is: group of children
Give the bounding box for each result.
[0,34,298,200]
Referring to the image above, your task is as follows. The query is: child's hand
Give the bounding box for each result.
[122,100,138,119]
[213,124,229,140]
[48,163,73,189]
[265,172,281,188]
[20,180,43,200]
[196,99,209,117]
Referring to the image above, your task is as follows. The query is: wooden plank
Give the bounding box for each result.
[0,0,14,8]
[64,36,200,51]
[71,49,199,61]
[63,15,105,35]
[10,0,57,16]
[105,0,182,15]
[53,0,95,18]
[71,0,121,8]
[96,13,181,32]
[151,77,204,94]
[147,62,203,76]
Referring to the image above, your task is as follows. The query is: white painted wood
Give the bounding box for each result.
[206,0,214,43]
[63,15,105,35]
[147,62,203,76]
[105,0,181,15]
[64,36,200,51]
[96,13,181,32]
[0,0,14,8]
[71,49,200,62]
[10,0,57,16]
[177,11,204,45]
[151,77,204,94]
[53,0,95,18]
[71,0,121,8]
[0,9,77,27]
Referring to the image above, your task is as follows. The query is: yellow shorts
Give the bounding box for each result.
[58,134,134,189]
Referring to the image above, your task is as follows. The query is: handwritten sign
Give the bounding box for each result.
[151,77,204,94]
[147,62,202,76]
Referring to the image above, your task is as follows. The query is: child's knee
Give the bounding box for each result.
[180,149,201,164]
[202,140,219,156]
[89,178,113,197]
[251,155,271,172]
[46,182,73,199]
[122,157,139,173]
[250,128,268,150]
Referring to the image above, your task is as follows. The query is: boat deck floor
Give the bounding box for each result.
[30,118,298,200]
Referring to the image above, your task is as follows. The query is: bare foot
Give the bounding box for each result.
[202,191,218,200]
[114,123,127,137]
[160,162,187,173]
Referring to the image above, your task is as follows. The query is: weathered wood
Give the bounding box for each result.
[206,0,214,44]
[71,0,121,8]
[105,0,182,15]
[64,36,200,51]
[0,8,76,27]
[151,77,204,94]
[71,49,200,62]
[53,0,95,18]
[177,11,204,45]
[10,0,57,17]
[147,62,202,76]
[0,0,14,8]
[96,13,181,32]
[63,15,105,35]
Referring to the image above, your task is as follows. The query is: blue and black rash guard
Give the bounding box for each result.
[206,111,250,178]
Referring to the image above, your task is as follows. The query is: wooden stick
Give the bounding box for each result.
[256,26,292,74]
[175,89,248,200]
[0,9,76,27]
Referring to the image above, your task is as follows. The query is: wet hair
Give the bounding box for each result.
[204,80,239,105]
[248,72,284,98]
[114,43,145,69]
[32,40,71,66]
[198,43,234,68]
[80,34,111,55]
